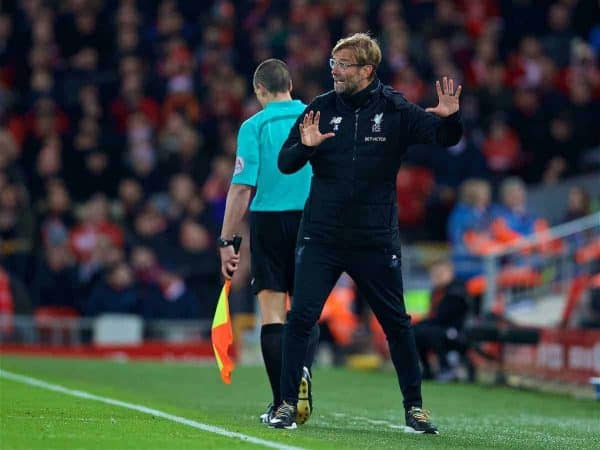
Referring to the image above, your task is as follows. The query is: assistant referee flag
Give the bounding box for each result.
[211,279,234,384]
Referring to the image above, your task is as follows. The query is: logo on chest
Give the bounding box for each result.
[371,112,383,133]
[330,116,342,131]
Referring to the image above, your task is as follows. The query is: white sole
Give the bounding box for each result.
[403,426,439,435]
[269,421,297,430]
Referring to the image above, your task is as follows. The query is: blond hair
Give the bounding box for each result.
[499,177,526,202]
[332,33,382,73]
[460,179,491,206]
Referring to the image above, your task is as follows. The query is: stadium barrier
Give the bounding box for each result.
[477,212,600,385]
[482,212,600,322]
[0,314,215,361]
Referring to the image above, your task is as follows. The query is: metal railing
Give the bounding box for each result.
[482,212,600,325]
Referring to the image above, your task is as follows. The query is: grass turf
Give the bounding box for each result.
[1,355,598,449]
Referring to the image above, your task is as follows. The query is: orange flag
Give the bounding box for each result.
[211,279,235,384]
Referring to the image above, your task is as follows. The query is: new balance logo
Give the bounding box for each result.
[330,116,342,131]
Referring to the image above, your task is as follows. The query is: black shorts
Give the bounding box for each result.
[250,211,302,295]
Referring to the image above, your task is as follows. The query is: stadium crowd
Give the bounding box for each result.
[0,0,599,324]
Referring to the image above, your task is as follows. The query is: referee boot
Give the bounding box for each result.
[295,366,312,425]
[259,403,275,424]
[404,407,439,434]
[269,401,297,430]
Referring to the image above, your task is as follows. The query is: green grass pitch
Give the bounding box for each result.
[1,355,598,449]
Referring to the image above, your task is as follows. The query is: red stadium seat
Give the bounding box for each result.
[34,306,80,345]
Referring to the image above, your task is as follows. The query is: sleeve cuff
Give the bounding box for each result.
[443,110,461,123]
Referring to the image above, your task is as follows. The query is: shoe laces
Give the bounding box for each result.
[274,401,295,418]
[410,407,431,423]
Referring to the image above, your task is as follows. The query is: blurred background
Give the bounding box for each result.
[0,0,599,391]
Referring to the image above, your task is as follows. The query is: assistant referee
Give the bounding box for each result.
[219,59,319,425]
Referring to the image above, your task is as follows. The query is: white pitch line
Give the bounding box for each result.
[0,369,305,450]
[332,412,406,430]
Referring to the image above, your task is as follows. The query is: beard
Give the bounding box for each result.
[333,77,360,95]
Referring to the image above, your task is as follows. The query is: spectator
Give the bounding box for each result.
[130,200,173,260]
[537,111,579,184]
[0,180,34,282]
[541,3,576,69]
[130,244,164,317]
[115,177,145,234]
[563,186,591,223]
[481,114,521,180]
[407,136,488,241]
[84,261,139,317]
[414,259,470,381]
[69,194,124,264]
[0,0,599,325]
[490,177,549,245]
[142,267,200,320]
[202,154,233,228]
[37,178,74,248]
[166,173,196,222]
[31,242,80,311]
[30,135,64,199]
[448,179,496,280]
[162,122,211,186]
[174,219,220,318]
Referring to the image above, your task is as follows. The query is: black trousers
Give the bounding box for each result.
[281,241,422,410]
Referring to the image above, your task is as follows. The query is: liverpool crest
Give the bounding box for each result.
[372,112,383,133]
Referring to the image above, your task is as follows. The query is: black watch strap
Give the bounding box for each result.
[217,236,234,248]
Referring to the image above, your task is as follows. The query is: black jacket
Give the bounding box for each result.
[279,79,463,248]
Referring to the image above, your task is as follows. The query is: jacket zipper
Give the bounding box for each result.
[351,109,359,196]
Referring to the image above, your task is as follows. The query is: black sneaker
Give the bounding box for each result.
[269,401,297,429]
[296,366,312,425]
[404,407,439,434]
[259,403,275,424]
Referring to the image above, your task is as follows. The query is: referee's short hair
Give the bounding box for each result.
[253,59,291,94]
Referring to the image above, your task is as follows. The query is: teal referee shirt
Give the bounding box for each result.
[232,99,311,211]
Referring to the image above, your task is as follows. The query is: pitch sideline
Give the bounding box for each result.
[0,369,305,450]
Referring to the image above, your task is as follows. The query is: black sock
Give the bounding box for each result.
[261,323,284,405]
[303,323,320,374]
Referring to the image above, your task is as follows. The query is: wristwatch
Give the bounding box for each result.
[217,236,235,248]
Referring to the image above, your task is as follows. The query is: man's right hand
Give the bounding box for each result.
[299,110,335,147]
[219,245,240,279]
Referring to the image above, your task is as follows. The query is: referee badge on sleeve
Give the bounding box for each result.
[234,156,244,175]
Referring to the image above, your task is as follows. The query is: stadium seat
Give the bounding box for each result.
[34,306,80,345]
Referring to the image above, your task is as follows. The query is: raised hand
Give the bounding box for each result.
[425,77,462,117]
[299,111,335,147]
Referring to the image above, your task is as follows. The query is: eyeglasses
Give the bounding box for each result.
[329,58,365,70]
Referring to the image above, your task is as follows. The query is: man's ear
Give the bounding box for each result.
[364,65,375,80]
[255,82,266,97]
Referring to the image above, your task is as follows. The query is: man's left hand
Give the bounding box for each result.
[426,77,462,117]
[219,245,240,279]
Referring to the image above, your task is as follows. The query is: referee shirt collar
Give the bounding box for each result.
[265,99,301,109]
